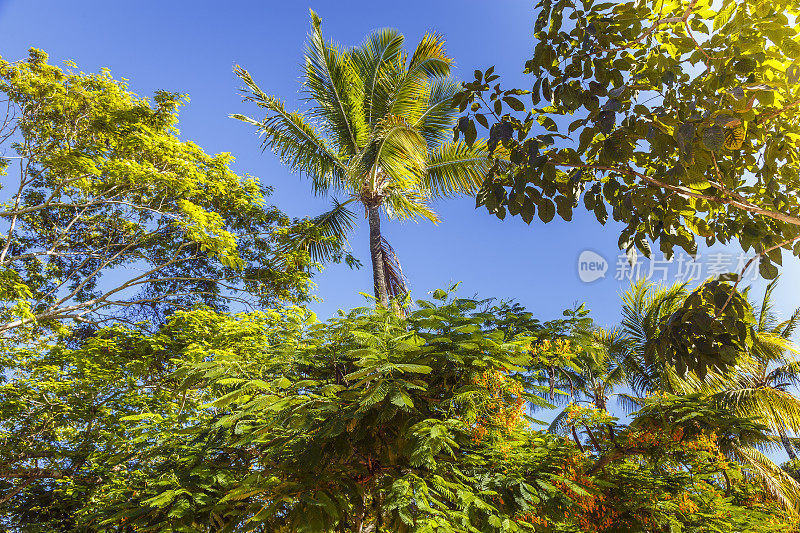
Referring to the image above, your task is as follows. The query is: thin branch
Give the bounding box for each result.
[714,235,800,318]
[554,161,800,227]
[757,99,800,125]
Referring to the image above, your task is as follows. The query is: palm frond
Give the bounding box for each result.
[619,280,689,394]
[767,360,800,389]
[753,330,800,364]
[303,10,368,154]
[382,188,438,223]
[591,327,629,357]
[352,115,427,195]
[424,140,493,199]
[616,393,645,414]
[547,406,573,435]
[414,79,460,147]
[284,198,357,264]
[351,28,405,128]
[233,67,347,196]
[407,32,452,79]
[389,32,452,122]
[749,434,790,455]
[731,444,800,514]
[757,277,780,332]
[620,280,655,361]
[694,364,747,393]
[605,365,626,387]
[667,367,707,395]
[779,306,800,340]
[712,386,800,434]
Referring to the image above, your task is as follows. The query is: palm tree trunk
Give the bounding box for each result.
[367,204,390,308]
[353,492,367,533]
[780,429,799,462]
[594,393,607,412]
[780,430,800,479]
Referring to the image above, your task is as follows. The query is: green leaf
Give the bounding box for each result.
[724,125,745,150]
[537,115,558,132]
[597,110,615,134]
[532,78,542,105]
[759,257,778,279]
[521,199,535,224]
[432,288,448,300]
[714,0,737,31]
[503,96,525,111]
[676,123,696,151]
[538,198,555,223]
[702,126,725,151]
[465,119,478,147]
[788,64,800,85]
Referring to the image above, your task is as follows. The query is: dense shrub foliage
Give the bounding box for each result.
[1,295,797,531]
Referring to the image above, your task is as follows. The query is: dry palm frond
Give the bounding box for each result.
[380,236,408,308]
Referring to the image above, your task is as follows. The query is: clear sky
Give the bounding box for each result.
[1,0,798,329]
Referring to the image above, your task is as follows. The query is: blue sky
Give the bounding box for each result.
[1,0,798,330]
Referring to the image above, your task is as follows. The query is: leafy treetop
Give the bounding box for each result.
[454,0,800,279]
[234,10,494,307]
[1,291,790,532]
[0,49,316,343]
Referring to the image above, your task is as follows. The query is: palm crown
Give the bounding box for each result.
[233,10,492,306]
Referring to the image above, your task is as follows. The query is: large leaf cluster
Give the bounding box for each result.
[455,0,800,273]
[652,280,757,378]
[96,297,558,531]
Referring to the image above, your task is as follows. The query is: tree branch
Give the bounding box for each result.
[553,161,800,227]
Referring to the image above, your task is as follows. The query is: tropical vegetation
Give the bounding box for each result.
[2,1,800,532]
[455,0,800,279]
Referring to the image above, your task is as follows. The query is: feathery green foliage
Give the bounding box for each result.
[2,292,794,531]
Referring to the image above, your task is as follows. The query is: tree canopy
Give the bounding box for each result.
[0,49,315,345]
[3,293,796,532]
[2,3,800,532]
[454,0,800,280]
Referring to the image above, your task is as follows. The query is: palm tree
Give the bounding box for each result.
[576,329,627,413]
[708,279,800,465]
[616,279,692,398]
[233,10,492,307]
[548,328,626,437]
[615,279,800,511]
